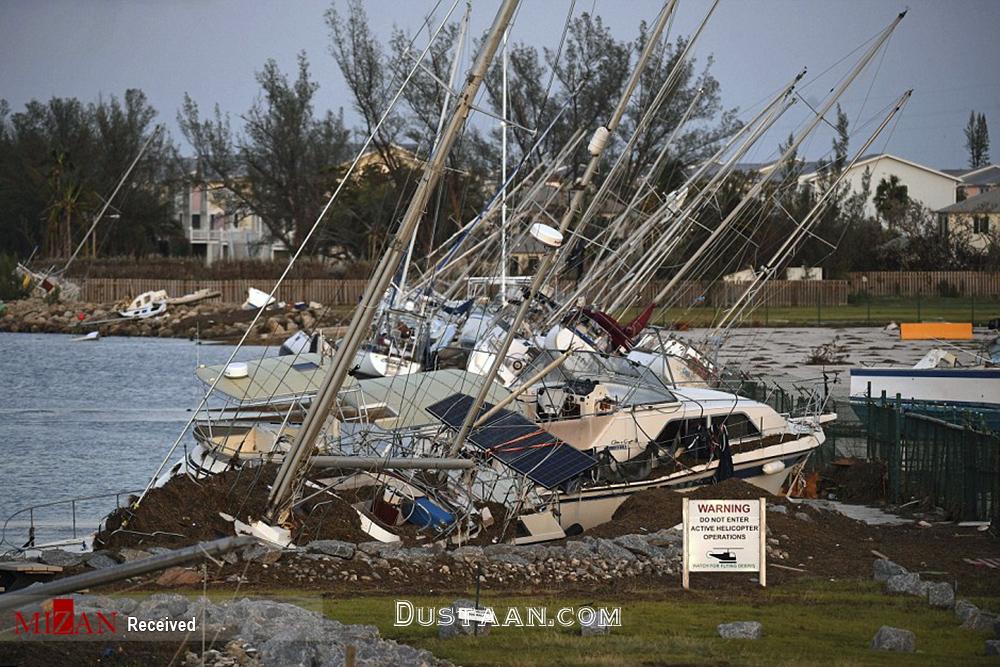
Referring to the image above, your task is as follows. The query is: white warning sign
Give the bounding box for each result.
[683,498,766,587]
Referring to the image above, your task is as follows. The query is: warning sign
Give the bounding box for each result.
[682,497,766,588]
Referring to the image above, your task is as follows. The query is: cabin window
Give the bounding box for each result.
[974,215,990,234]
[710,412,761,440]
[652,417,708,456]
[191,213,201,229]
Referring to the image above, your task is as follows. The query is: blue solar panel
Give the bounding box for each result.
[427,393,597,489]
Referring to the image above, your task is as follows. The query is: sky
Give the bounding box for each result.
[2,0,998,170]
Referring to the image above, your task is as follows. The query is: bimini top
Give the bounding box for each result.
[195,353,335,405]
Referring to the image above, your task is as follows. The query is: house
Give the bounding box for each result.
[175,179,285,265]
[943,164,1000,201]
[798,153,959,218]
[936,188,1000,251]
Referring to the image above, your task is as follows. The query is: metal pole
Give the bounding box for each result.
[0,536,256,614]
[267,0,522,521]
[447,0,678,458]
[307,456,476,470]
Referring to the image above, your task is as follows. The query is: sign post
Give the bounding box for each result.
[682,497,766,589]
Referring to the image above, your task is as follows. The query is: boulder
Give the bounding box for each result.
[117,547,152,563]
[580,611,612,636]
[586,537,636,562]
[38,549,83,568]
[450,546,485,562]
[614,534,663,560]
[956,599,979,623]
[439,599,492,639]
[134,593,191,620]
[870,626,916,652]
[84,551,119,569]
[925,581,955,609]
[794,511,813,523]
[305,540,356,560]
[872,559,907,582]
[717,621,762,640]
[885,572,924,596]
[962,610,999,633]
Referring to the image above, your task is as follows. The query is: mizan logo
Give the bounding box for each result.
[15,598,118,636]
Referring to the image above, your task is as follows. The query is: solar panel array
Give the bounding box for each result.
[427,393,597,489]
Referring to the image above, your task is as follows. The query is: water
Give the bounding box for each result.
[0,332,261,549]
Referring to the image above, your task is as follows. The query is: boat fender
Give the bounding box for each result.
[223,362,250,379]
[762,460,785,475]
[588,126,610,156]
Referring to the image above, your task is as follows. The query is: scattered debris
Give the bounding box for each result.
[805,337,849,364]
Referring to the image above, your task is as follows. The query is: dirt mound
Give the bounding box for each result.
[585,479,778,538]
[95,466,368,550]
[819,458,887,504]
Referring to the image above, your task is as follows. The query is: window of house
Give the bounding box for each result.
[209,214,217,229]
[938,214,949,236]
[974,215,990,234]
[191,213,201,229]
[710,412,762,440]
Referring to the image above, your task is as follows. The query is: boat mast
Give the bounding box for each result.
[267,0,522,521]
[650,10,907,306]
[62,125,162,274]
[500,23,510,304]
[397,1,471,306]
[446,0,678,458]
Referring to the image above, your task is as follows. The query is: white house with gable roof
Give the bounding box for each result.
[798,153,959,218]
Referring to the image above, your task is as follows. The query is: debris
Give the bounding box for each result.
[805,338,848,365]
[717,621,762,640]
[870,626,915,652]
[305,540,356,560]
[156,567,203,587]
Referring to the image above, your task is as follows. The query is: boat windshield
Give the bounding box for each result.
[519,350,677,405]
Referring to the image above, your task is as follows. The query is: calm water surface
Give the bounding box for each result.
[0,332,261,548]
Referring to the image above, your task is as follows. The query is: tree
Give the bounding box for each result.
[178,54,351,254]
[965,110,991,169]
[874,175,909,227]
[0,90,178,259]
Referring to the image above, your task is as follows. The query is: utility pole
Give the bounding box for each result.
[267,0,522,522]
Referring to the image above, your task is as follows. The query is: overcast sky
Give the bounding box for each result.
[2,0,998,169]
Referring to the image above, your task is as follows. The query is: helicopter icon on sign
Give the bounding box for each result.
[708,549,738,563]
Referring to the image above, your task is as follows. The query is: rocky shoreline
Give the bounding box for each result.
[0,298,347,343]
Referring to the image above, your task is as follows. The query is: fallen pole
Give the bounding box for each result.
[308,456,475,471]
[0,535,256,614]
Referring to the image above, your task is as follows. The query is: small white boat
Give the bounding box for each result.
[119,290,168,319]
[72,331,100,342]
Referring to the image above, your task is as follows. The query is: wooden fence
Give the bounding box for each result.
[848,272,1000,297]
[79,277,849,308]
[80,278,369,305]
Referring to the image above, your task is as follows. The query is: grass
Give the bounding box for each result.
[105,581,999,665]
[631,297,1000,328]
[312,580,998,666]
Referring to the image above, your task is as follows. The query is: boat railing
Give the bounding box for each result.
[0,489,142,557]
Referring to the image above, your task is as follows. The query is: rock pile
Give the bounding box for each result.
[61,593,445,667]
[0,297,344,342]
